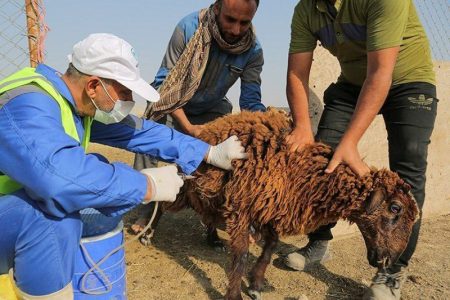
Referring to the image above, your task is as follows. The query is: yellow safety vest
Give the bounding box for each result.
[0,67,93,194]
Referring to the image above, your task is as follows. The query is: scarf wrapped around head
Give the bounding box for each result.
[145,6,255,121]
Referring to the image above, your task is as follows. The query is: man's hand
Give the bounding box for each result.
[324,47,399,177]
[141,166,184,203]
[206,135,248,170]
[187,124,204,138]
[325,140,370,177]
[285,127,315,152]
[171,108,204,137]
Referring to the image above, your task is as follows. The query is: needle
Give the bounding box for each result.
[178,173,196,180]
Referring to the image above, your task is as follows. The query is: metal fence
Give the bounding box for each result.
[0,0,47,78]
[415,0,450,61]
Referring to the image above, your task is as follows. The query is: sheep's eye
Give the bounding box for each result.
[390,203,402,214]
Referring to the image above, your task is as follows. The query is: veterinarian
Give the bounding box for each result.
[132,0,266,241]
[283,0,437,299]
[0,33,248,299]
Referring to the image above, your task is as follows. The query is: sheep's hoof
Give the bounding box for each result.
[214,244,226,253]
[248,289,262,300]
[210,241,227,253]
[139,235,152,246]
[207,239,226,252]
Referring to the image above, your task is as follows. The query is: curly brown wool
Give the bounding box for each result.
[164,108,419,300]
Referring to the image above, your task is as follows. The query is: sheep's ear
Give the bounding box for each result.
[366,189,387,214]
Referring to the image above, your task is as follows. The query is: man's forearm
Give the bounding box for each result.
[342,46,400,145]
[171,108,192,133]
[286,52,314,132]
[287,72,312,131]
[341,74,392,145]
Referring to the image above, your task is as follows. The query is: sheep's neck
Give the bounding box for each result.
[292,164,373,234]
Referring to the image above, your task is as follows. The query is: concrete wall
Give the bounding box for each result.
[307,46,449,236]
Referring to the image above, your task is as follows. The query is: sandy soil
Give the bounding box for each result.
[122,211,449,300]
[90,144,450,300]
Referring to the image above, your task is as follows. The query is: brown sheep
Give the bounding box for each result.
[161,109,419,300]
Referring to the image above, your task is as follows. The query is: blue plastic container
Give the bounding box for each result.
[73,209,127,299]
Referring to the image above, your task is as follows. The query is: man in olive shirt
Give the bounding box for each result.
[284,0,437,299]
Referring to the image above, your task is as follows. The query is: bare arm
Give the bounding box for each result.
[171,108,203,137]
[285,51,314,152]
[326,46,400,176]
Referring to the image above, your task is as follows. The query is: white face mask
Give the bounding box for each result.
[90,79,135,124]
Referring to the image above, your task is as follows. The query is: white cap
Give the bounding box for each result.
[68,33,159,102]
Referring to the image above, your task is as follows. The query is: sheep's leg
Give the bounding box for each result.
[140,206,164,246]
[248,226,278,299]
[131,202,164,246]
[225,230,249,300]
[206,225,225,251]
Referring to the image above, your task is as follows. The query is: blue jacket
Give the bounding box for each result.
[0,64,209,218]
[153,10,266,114]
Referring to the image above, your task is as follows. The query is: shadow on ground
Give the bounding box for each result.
[124,208,368,299]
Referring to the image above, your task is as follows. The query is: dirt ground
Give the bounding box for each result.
[90,144,450,300]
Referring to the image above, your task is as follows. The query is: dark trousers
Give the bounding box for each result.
[308,81,438,272]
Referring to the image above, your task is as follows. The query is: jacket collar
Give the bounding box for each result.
[35,64,77,109]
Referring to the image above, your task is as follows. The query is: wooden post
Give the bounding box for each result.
[25,0,39,67]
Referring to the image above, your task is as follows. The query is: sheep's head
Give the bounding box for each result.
[354,171,419,269]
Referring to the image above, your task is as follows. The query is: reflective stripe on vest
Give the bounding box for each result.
[0,67,93,195]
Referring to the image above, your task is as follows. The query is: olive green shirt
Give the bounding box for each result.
[290,0,435,86]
